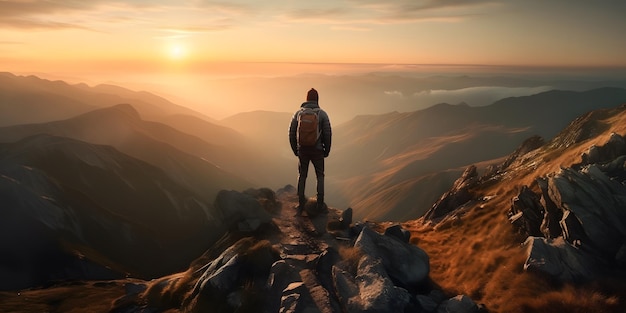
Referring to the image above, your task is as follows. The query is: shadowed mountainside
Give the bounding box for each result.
[0,135,215,290]
[0,104,252,203]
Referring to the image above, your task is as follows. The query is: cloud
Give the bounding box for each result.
[0,0,179,30]
[276,0,501,27]
[354,0,501,23]
[0,0,116,29]
[410,86,555,106]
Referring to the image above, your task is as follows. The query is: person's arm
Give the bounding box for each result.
[320,111,332,157]
[288,112,299,156]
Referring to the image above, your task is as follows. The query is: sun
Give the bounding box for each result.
[167,43,188,60]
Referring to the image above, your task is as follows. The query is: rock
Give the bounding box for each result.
[353,254,411,312]
[354,227,429,290]
[244,187,281,213]
[341,207,353,228]
[268,261,302,313]
[332,266,360,312]
[509,133,626,282]
[185,238,279,312]
[523,237,598,281]
[581,133,626,165]
[299,269,336,313]
[508,185,544,237]
[316,248,342,299]
[416,294,438,312]
[537,177,562,239]
[437,295,479,313]
[280,282,306,313]
[384,224,410,243]
[497,135,545,172]
[214,190,273,232]
[424,165,478,222]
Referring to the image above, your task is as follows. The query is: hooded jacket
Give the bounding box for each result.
[289,101,332,155]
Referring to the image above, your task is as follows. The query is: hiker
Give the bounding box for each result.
[289,88,332,215]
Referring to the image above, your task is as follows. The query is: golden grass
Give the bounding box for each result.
[403,108,626,312]
[338,246,364,276]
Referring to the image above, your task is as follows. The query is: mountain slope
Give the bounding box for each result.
[0,104,253,203]
[0,135,218,290]
[404,103,626,312]
[0,72,211,127]
[333,88,626,220]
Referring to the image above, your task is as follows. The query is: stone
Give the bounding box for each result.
[214,190,273,232]
[424,165,478,222]
[341,207,353,228]
[354,255,411,312]
[437,295,478,313]
[523,236,598,281]
[354,227,429,289]
[416,294,438,312]
[384,224,410,243]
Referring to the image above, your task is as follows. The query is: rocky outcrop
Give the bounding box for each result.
[424,165,479,223]
[509,133,626,281]
[113,187,481,313]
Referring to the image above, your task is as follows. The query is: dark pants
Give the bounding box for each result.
[297,149,324,203]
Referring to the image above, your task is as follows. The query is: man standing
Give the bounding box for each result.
[289,88,332,215]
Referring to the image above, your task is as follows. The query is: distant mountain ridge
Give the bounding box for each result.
[0,72,212,126]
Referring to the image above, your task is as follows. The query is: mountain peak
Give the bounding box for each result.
[104,103,141,119]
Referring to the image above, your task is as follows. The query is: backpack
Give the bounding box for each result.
[297,107,320,147]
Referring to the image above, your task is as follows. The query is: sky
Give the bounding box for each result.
[1,0,625,75]
[1,0,626,118]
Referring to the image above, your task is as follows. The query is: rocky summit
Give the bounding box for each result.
[109,186,482,313]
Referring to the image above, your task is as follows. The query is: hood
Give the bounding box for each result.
[300,101,320,109]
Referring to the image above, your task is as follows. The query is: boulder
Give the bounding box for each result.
[341,207,353,228]
[185,238,279,312]
[354,227,429,289]
[214,190,273,232]
[509,134,626,282]
[416,294,438,312]
[384,224,411,243]
[437,295,479,313]
[267,261,302,313]
[352,255,411,312]
[523,236,598,281]
[424,165,478,222]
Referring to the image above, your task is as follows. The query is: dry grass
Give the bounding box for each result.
[403,110,626,312]
[338,246,364,276]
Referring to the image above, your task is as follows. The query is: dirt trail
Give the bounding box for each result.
[272,192,338,260]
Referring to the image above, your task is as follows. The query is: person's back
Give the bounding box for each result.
[288,88,332,215]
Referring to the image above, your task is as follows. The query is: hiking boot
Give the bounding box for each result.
[316,194,325,212]
[294,204,303,216]
[295,196,306,216]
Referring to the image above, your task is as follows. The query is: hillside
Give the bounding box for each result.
[333,88,626,221]
[3,73,626,312]
[0,135,215,290]
[3,103,626,312]
[403,103,626,312]
[0,104,252,203]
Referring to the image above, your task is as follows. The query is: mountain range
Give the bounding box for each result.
[2,100,625,312]
[1,72,626,312]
